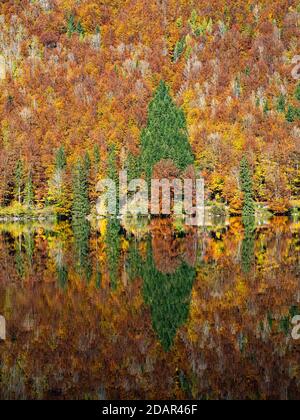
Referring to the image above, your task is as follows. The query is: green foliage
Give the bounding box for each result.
[93,144,100,167]
[140,81,194,180]
[57,264,68,290]
[240,156,255,271]
[15,235,24,278]
[126,241,142,281]
[66,14,85,38]
[173,37,186,62]
[14,159,24,204]
[72,158,90,220]
[73,218,92,282]
[107,144,119,214]
[24,173,34,208]
[285,105,300,122]
[47,148,68,215]
[105,218,121,289]
[241,216,255,273]
[76,21,85,38]
[67,13,76,38]
[142,241,196,351]
[240,156,255,221]
[24,231,34,264]
[55,147,67,171]
[263,99,270,115]
[126,151,141,182]
[188,10,213,37]
[84,151,91,174]
[276,94,286,113]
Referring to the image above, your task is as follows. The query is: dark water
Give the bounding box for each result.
[0,217,299,400]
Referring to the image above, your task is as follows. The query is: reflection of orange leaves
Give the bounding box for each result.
[150,219,197,273]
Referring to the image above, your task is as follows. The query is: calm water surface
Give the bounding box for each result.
[0,217,299,400]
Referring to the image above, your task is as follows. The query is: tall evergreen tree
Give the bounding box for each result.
[173,37,186,62]
[76,21,85,38]
[24,172,34,208]
[67,13,76,38]
[240,156,255,220]
[286,105,297,123]
[277,94,286,113]
[84,151,91,175]
[72,158,90,220]
[47,147,68,214]
[140,81,194,180]
[14,159,24,204]
[107,144,119,214]
[55,146,67,171]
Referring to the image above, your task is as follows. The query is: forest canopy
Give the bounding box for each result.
[0,0,300,217]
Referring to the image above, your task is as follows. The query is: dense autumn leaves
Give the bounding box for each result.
[0,1,300,214]
[0,217,299,399]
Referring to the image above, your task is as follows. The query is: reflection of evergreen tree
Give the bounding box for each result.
[105,218,121,289]
[95,269,101,289]
[15,234,24,278]
[142,242,196,351]
[241,217,255,273]
[73,219,92,282]
[57,264,68,290]
[126,241,142,282]
[24,231,34,265]
[54,242,68,290]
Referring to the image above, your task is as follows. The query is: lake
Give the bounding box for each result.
[0,217,299,400]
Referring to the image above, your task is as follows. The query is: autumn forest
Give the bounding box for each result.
[0,0,300,217]
[0,0,300,402]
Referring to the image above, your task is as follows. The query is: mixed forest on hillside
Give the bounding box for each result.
[0,0,300,220]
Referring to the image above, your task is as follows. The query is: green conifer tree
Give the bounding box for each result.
[107,144,119,214]
[72,158,90,220]
[67,13,76,38]
[55,146,67,171]
[240,156,255,220]
[76,21,85,38]
[14,159,24,204]
[286,105,296,123]
[140,81,194,180]
[24,172,34,208]
[277,94,286,113]
[173,38,186,62]
[47,147,68,215]
[105,218,121,290]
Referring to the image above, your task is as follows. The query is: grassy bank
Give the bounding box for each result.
[0,202,58,221]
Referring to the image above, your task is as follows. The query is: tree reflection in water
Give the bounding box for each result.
[0,217,299,400]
